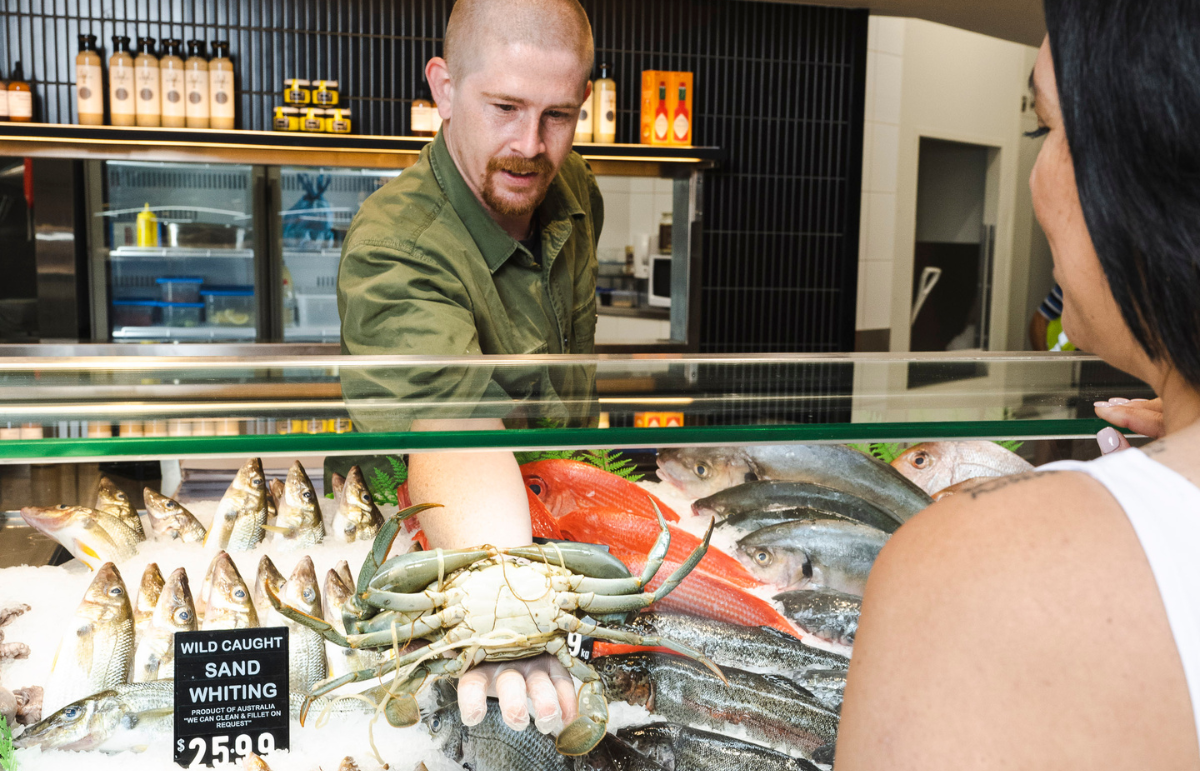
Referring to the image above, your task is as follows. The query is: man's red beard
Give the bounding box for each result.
[481,154,555,217]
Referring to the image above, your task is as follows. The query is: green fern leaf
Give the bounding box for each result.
[848,443,873,456]
[0,714,14,771]
[995,440,1025,453]
[515,449,578,465]
[387,455,409,485]
[367,467,399,507]
[869,442,907,464]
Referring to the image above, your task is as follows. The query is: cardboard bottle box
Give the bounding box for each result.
[641,70,694,146]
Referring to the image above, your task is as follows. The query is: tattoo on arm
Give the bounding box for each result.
[967,470,1062,499]
[1142,440,1169,456]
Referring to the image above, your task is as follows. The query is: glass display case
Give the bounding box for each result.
[0,349,1151,770]
[87,161,263,342]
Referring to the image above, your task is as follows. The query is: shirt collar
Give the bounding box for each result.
[429,131,587,274]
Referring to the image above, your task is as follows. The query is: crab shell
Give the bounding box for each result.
[266,502,726,756]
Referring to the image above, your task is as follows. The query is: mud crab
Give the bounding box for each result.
[267,502,726,755]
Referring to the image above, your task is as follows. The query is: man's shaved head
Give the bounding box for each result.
[444,0,595,83]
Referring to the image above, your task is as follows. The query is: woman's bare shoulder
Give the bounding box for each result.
[835,469,1200,771]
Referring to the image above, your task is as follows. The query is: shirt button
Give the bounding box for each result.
[562,336,569,350]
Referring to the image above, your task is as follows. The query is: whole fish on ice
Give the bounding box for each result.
[265,460,325,548]
[775,588,862,648]
[331,466,386,543]
[205,457,267,552]
[281,555,327,696]
[15,681,174,753]
[143,488,207,543]
[737,518,889,596]
[202,551,258,630]
[696,480,900,534]
[43,562,135,713]
[657,445,930,522]
[132,562,164,638]
[891,440,1033,496]
[618,723,821,771]
[95,475,145,540]
[595,653,839,759]
[132,567,197,682]
[20,504,138,569]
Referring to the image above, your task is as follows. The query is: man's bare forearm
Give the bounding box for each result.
[408,418,533,549]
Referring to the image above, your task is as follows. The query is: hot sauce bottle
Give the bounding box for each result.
[653,77,670,144]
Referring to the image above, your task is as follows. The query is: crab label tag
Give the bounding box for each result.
[173,627,290,767]
[568,616,598,661]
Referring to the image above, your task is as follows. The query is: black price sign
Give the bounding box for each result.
[173,627,290,767]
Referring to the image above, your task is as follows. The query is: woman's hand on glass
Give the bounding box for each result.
[1095,398,1164,454]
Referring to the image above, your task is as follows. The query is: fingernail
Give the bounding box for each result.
[462,705,486,726]
[1108,397,1130,405]
[1098,427,1122,454]
[506,711,530,731]
[1131,398,1149,403]
[1094,401,1111,408]
[534,713,564,734]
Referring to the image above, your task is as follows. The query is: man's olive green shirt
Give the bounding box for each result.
[337,132,602,428]
[338,131,602,358]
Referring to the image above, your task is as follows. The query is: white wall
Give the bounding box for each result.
[856,16,1045,351]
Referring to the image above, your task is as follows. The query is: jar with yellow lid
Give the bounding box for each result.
[313,80,339,106]
[326,107,352,134]
[300,107,326,132]
[272,106,300,131]
[283,78,311,105]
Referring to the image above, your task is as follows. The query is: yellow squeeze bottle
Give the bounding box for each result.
[136,203,159,247]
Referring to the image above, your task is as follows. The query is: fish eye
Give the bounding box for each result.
[361,492,372,503]
[694,463,710,479]
[527,478,545,496]
[176,609,192,623]
[252,478,263,487]
[57,504,70,510]
[303,588,316,602]
[62,706,81,719]
[302,491,313,502]
[234,589,246,599]
[166,501,178,510]
[754,549,772,565]
[913,452,929,468]
[109,586,124,597]
[430,715,442,732]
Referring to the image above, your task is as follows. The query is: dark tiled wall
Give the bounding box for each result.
[1,0,866,354]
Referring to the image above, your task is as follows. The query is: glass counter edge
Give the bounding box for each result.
[0,420,1132,461]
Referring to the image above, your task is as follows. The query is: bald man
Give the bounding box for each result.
[335,0,603,749]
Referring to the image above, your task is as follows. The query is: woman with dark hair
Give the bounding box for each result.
[836,1,1200,767]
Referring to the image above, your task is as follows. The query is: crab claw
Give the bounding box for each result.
[555,681,608,756]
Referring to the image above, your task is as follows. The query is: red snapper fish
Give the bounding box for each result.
[521,460,680,522]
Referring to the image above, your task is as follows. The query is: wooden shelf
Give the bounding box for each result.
[0,123,723,174]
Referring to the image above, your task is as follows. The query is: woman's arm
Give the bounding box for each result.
[835,471,1198,770]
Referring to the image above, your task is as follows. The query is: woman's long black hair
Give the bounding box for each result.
[1044,0,1200,384]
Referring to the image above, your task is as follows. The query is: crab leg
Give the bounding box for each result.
[563,517,714,614]
[551,501,677,595]
[556,614,727,683]
[369,549,491,593]
[347,605,465,649]
[361,587,449,612]
[546,636,608,756]
[264,583,352,647]
[504,543,631,580]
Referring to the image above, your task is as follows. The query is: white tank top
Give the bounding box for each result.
[1042,449,1200,742]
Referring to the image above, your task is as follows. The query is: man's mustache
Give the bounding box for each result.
[487,155,554,176]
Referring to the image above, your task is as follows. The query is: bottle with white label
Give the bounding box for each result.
[411,81,433,137]
[7,63,32,123]
[593,63,617,144]
[184,40,210,129]
[134,38,161,127]
[109,36,136,126]
[160,40,185,128]
[76,34,104,125]
[208,41,234,130]
[575,78,593,142]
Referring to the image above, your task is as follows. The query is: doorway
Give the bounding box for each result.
[908,137,998,354]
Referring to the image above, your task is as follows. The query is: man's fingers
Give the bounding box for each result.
[456,669,489,727]
[550,672,578,725]
[524,667,564,734]
[494,666,530,731]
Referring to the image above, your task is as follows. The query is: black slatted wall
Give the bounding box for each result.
[1,0,866,355]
